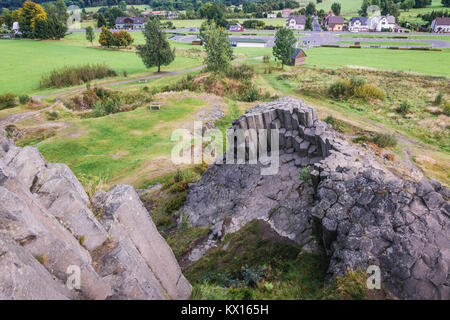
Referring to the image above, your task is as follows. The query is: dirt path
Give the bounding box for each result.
[0,99,61,125]
[31,56,264,102]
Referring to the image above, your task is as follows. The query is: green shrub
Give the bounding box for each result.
[46,111,59,120]
[396,101,412,115]
[0,93,17,110]
[299,166,312,186]
[443,103,450,116]
[352,84,385,100]
[241,85,260,102]
[328,80,350,98]
[434,92,444,105]
[18,95,31,104]
[329,78,384,101]
[92,98,121,117]
[372,133,397,148]
[226,64,255,80]
[40,64,117,89]
[321,270,368,300]
[174,169,184,183]
[324,115,349,132]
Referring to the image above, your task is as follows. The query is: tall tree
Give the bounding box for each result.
[199,2,228,28]
[86,26,95,45]
[305,15,313,30]
[136,18,175,73]
[200,21,233,73]
[272,27,296,69]
[20,1,47,35]
[443,0,450,8]
[97,13,107,28]
[331,2,341,15]
[56,0,68,24]
[118,1,127,11]
[305,2,316,15]
[359,0,371,17]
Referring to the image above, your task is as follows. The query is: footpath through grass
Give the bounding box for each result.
[0,39,202,95]
[36,96,206,186]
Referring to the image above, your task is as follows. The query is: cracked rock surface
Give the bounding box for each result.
[181,97,449,300]
[0,126,191,300]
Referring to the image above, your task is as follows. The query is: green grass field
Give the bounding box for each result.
[37,96,206,184]
[315,0,445,22]
[304,47,450,77]
[0,37,202,95]
[336,40,432,46]
[336,34,450,42]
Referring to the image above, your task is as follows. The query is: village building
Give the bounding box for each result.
[282,8,293,18]
[142,10,166,17]
[290,49,307,66]
[267,13,277,19]
[167,11,179,19]
[348,17,369,32]
[286,15,306,31]
[368,15,400,32]
[431,17,450,33]
[229,37,267,48]
[324,16,345,31]
[114,17,146,30]
[191,37,202,45]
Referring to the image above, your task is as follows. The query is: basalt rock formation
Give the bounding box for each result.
[181,97,449,300]
[0,127,191,300]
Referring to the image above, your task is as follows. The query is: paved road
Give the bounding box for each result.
[312,17,321,32]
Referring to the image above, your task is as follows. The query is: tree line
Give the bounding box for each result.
[1,0,68,39]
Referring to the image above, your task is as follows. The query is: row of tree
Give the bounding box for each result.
[134,14,299,75]
[1,0,68,39]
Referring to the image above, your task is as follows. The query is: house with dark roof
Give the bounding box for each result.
[290,49,307,66]
[115,17,146,30]
[286,15,306,31]
[324,16,345,31]
[348,17,369,32]
[431,17,450,33]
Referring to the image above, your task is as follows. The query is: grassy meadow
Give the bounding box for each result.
[336,40,432,46]
[35,94,211,187]
[303,47,450,77]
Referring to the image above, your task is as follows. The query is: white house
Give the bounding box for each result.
[368,15,398,32]
[286,15,306,31]
[348,17,369,32]
[431,17,450,33]
[267,13,277,19]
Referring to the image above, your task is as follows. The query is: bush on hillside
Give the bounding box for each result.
[434,92,444,105]
[328,77,384,101]
[372,133,397,148]
[18,95,31,105]
[0,93,17,110]
[396,101,412,115]
[226,64,255,80]
[40,64,117,89]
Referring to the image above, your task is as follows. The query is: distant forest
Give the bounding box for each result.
[1,0,298,11]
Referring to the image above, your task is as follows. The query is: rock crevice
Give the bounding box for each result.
[181,97,449,300]
[0,127,191,300]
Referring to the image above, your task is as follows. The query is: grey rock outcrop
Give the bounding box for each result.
[0,129,191,300]
[181,97,449,300]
